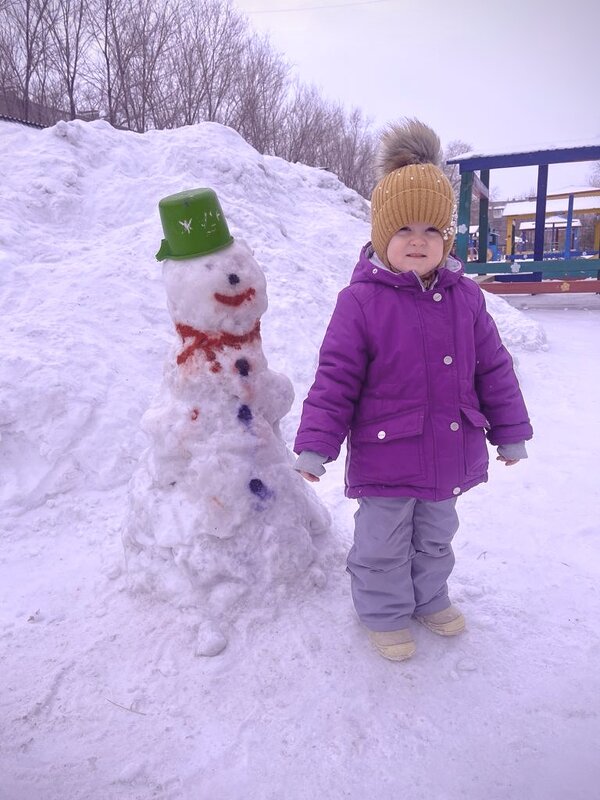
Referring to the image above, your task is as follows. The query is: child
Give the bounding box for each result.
[294,119,532,662]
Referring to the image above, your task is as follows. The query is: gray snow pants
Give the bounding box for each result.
[346,496,459,632]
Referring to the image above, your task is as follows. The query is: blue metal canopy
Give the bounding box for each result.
[448,142,600,263]
[447,145,600,172]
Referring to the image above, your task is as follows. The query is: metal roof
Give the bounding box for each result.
[520,217,582,230]
[447,142,600,172]
[502,195,600,217]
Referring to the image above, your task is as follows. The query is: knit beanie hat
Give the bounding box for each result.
[371,118,457,268]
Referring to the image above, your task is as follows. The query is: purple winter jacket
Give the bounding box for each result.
[294,245,533,501]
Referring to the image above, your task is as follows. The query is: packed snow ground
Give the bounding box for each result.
[1,119,599,800]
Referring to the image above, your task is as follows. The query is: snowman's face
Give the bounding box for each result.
[163,239,268,334]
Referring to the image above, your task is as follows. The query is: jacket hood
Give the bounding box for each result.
[350,243,464,291]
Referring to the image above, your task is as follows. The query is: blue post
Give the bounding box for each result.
[456,171,474,264]
[564,193,574,258]
[534,165,548,262]
[477,169,490,263]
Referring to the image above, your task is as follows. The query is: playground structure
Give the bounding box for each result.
[518,216,582,257]
[447,143,600,294]
[501,187,600,262]
[467,227,501,261]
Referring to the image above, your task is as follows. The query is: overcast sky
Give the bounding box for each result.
[233,0,600,199]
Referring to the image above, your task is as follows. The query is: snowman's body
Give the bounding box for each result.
[124,239,331,653]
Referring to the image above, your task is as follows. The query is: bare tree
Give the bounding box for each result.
[47,0,90,118]
[588,161,600,188]
[196,0,247,123]
[0,0,54,121]
[442,139,473,197]
[165,2,208,126]
[278,83,331,166]
[166,0,248,128]
[87,0,119,124]
[135,0,175,130]
[87,0,174,130]
[329,106,376,197]
[268,83,376,197]
[509,189,536,201]
[230,33,289,153]
[0,4,19,104]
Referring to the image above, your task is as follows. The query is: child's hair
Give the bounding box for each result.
[370,118,457,268]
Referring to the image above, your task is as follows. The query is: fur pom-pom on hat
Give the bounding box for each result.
[375,118,443,179]
[370,118,456,268]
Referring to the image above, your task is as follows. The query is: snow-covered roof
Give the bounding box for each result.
[447,139,600,173]
[548,185,600,197]
[449,137,600,162]
[503,195,600,217]
[520,216,582,230]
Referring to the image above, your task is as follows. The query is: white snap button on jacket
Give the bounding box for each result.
[450,422,460,431]
[433,292,442,302]
[452,487,461,495]
[377,430,386,439]
[372,268,378,274]
[443,355,453,365]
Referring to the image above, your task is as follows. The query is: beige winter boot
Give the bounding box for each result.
[415,605,465,636]
[369,628,416,661]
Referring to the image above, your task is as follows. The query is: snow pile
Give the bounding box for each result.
[482,289,548,351]
[0,118,371,516]
[0,116,544,517]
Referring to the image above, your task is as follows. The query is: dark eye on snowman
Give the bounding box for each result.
[228,273,240,285]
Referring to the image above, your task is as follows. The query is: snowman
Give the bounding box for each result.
[123,188,332,655]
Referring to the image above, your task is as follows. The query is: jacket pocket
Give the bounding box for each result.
[460,406,489,477]
[349,407,425,484]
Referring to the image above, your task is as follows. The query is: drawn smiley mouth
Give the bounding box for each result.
[213,287,256,306]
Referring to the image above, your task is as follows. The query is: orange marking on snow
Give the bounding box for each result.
[175,321,261,368]
[213,287,256,307]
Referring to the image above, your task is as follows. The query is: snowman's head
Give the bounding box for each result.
[163,239,268,334]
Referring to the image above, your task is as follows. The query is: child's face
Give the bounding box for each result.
[386,223,444,275]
